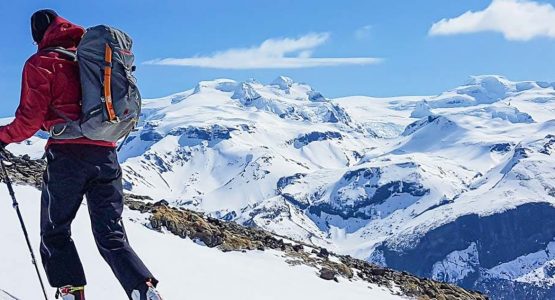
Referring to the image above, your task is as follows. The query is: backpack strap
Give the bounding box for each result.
[41,48,85,140]
[42,48,78,124]
[42,47,77,61]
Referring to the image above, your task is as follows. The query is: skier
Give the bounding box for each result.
[0,9,163,300]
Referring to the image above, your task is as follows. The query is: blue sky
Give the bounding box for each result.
[1,0,555,116]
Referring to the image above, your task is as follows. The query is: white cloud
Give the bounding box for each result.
[429,0,555,41]
[355,25,372,40]
[144,33,381,69]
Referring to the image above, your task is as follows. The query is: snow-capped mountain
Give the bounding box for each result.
[6,75,554,299]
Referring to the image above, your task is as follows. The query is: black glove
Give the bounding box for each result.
[0,125,6,150]
[0,142,7,162]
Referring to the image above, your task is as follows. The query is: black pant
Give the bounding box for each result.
[39,144,154,297]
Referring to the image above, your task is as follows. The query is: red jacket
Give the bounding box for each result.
[0,16,115,148]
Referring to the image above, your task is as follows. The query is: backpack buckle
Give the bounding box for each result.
[50,123,68,137]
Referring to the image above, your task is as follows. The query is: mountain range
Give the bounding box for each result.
[4,74,555,299]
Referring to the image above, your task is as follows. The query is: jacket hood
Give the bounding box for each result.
[38,16,85,50]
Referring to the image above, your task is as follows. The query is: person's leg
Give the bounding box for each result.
[40,145,88,288]
[84,146,155,297]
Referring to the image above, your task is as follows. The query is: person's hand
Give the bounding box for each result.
[0,142,8,161]
[0,126,7,150]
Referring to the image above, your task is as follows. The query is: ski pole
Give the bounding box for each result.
[0,153,49,300]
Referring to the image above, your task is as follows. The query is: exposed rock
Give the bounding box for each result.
[490,143,512,153]
[289,131,342,149]
[292,244,304,252]
[317,248,330,259]
[0,151,45,188]
[319,267,337,281]
[126,199,487,299]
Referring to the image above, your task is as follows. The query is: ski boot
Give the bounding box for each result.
[131,279,163,300]
[55,286,85,300]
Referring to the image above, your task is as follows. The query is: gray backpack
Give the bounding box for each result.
[47,25,141,143]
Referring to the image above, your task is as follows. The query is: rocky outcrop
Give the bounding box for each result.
[127,198,487,300]
[289,131,342,149]
[0,151,45,188]
[140,124,236,143]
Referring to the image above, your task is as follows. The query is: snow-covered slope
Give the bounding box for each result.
[114,75,555,299]
[5,74,555,299]
[0,290,17,300]
[0,185,405,300]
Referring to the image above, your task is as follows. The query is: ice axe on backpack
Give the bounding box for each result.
[0,150,49,300]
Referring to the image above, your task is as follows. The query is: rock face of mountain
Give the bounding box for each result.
[6,75,555,299]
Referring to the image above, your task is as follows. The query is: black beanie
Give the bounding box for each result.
[31,9,58,43]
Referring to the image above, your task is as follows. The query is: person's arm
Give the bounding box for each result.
[0,59,51,144]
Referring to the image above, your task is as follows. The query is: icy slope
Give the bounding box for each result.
[0,185,406,300]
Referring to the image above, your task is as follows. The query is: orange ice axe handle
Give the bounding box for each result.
[104,43,117,122]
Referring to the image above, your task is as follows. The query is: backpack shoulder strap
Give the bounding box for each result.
[42,48,79,123]
[42,47,77,62]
